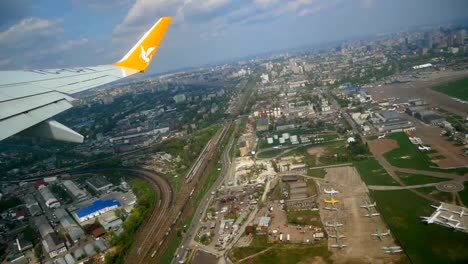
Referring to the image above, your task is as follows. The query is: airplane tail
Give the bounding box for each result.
[115,17,172,72]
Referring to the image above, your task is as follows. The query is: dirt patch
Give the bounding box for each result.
[405,116,468,168]
[307,147,328,166]
[298,256,327,264]
[317,166,403,264]
[367,139,399,156]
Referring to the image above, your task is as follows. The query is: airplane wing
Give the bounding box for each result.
[0,17,172,143]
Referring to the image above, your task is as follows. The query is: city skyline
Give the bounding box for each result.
[0,0,467,73]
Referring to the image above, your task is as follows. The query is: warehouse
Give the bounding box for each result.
[39,187,60,208]
[63,180,87,200]
[74,199,121,223]
[86,176,113,193]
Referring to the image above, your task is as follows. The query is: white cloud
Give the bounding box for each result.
[0,17,95,69]
[360,0,374,9]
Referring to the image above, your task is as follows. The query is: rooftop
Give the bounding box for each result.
[86,176,112,189]
[75,199,121,218]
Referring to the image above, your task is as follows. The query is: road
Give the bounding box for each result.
[173,120,239,264]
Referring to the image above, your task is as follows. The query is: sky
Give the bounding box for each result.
[0,0,467,73]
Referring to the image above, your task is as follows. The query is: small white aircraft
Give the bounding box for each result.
[324,205,338,211]
[360,201,377,210]
[326,222,343,229]
[421,210,443,224]
[365,213,381,217]
[324,188,339,195]
[378,133,387,139]
[447,222,466,230]
[382,246,402,254]
[329,234,345,241]
[330,243,348,249]
[418,145,431,151]
[452,209,468,218]
[371,229,391,241]
[441,215,460,223]
[431,203,449,212]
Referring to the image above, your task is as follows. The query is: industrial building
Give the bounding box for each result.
[86,176,113,193]
[38,187,60,208]
[35,216,66,258]
[23,194,42,216]
[63,180,87,200]
[74,199,121,223]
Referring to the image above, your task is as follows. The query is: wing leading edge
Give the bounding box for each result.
[0,17,171,143]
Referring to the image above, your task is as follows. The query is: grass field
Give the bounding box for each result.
[397,172,450,185]
[458,183,468,206]
[383,132,436,170]
[241,243,330,264]
[257,149,283,159]
[230,234,329,263]
[416,187,454,203]
[307,168,326,178]
[354,158,399,186]
[432,77,468,101]
[370,189,468,264]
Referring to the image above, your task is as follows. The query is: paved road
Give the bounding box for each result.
[174,121,239,264]
[368,183,441,190]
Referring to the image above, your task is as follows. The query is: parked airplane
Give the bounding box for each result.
[447,222,466,230]
[360,201,376,210]
[0,17,172,143]
[452,209,468,218]
[323,205,338,211]
[371,229,391,241]
[420,210,443,224]
[364,213,381,217]
[418,145,431,151]
[382,246,402,254]
[441,215,460,223]
[324,198,340,205]
[325,222,343,229]
[431,203,449,212]
[329,234,345,241]
[330,243,348,249]
[378,133,387,139]
[324,188,339,195]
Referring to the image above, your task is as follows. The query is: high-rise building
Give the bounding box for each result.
[458,30,465,46]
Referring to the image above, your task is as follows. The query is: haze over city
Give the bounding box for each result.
[1,0,468,72]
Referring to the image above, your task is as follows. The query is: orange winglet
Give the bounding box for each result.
[114,17,172,72]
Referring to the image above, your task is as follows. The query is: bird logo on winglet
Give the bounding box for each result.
[140,45,156,63]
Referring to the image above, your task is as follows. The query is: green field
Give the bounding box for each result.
[397,172,449,185]
[241,243,330,264]
[432,77,468,101]
[307,168,326,178]
[459,182,468,206]
[383,132,436,170]
[257,149,283,159]
[416,187,454,203]
[370,189,468,263]
[354,158,399,186]
[230,234,329,263]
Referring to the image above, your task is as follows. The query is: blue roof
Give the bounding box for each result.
[344,86,359,92]
[76,199,120,218]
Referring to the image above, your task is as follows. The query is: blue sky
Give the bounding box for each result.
[0,0,467,73]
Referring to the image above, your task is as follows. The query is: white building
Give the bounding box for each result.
[39,187,60,208]
[63,180,87,200]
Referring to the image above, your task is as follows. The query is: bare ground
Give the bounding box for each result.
[367,139,399,156]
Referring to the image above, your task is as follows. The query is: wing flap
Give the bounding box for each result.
[0,100,73,141]
[0,91,74,119]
